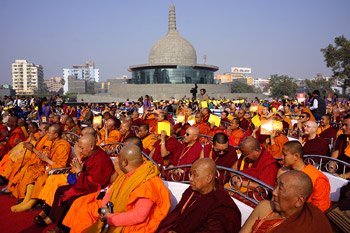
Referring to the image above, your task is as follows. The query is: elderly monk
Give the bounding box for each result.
[98,119,121,145]
[10,124,72,212]
[157,159,241,233]
[139,123,158,155]
[237,108,250,131]
[87,144,171,233]
[202,107,210,122]
[300,121,329,157]
[36,134,114,232]
[264,129,289,160]
[65,117,81,135]
[240,170,333,233]
[119,122,135,143]
[131,110,142,127]
[282,141,331,212]
[149,127,180,167]
[317,114,337,146]
[103,111,121,129]
[226,118,245,146]
[232,137,279,188]
[193,112,211,135]
[60,114,69,132]
[62,136,144,233]
[150,111,171,137]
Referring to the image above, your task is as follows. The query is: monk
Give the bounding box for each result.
[103,111,121,129]
[139,123,158,155]
[62,136,143,233]
[149,127,180,167]
[10,124,72,212]
[240,170,333,233]
[36,134,114,232]
[193,112,211,135]
[97,119,121,145]
[226,118,244,146]
[300,121,329,157]
[87,144,171,233]
[232,136,279,188]
[65,117,81,135]
[202,107,210,122]
[157,159,241,233]
[0,115,9,142]
[119,122,135,142]
[237,109,250,131]
[264,129,289,159]
[317,114,337,147]
[150,111,171,137]
[131,110,142,127]
[202,133,238,183]
[282,141,331,212]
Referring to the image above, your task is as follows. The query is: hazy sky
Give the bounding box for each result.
[1,0,349,83]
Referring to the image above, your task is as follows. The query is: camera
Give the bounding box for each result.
[98,201,114,215]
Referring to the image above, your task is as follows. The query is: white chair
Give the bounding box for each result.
[323,172,348,201]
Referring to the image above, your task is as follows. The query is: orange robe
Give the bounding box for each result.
[193,122,211,136]
[98,129,121,145]
[227,129,244,146]
[142,133,159,155]
[70,125,81,136]
[38,173,69,206]
[0,126,26,158]
[301,164,331,212]
[265,134,289,159]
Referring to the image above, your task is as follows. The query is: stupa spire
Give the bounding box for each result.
[167,4,179,35]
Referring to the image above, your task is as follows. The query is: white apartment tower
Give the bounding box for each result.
[12,59,44,95]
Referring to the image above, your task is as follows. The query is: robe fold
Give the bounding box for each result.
[239,118,250,131]
[141,133,158,155]
[265,134,289,159]
[193,122,211,136]
[99,129,121,145]
[152,137,180,167]
[318,126,337,146]
[227,128,244,146]
[303,136,330,157]
[156,184,241,233]
[0,126,26,157]
[173,140,202,166]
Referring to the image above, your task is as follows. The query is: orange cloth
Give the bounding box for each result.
[301,164,331,212]
[0,126,26,157]
[208,126,224,137]
[228,129,244,146]
[252,218,284,233]
[70,125,81,136]
[98,129,121,145]
[63,191,102,233]
[38,173,69,206]
[302,108,316,121]
[142,133,158,154]
[7,135,52,198]
[193,122,211,136]
[265,134,289,159]
[21,126,29,139]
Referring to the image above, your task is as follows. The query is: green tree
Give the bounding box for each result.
[304,77,335,98]
[231,82,256,93]
[265,74,297,99]
[321,35,350,93]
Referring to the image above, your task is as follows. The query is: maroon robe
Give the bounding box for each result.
[319,126,337,146]
[121,131,136,143]
[303,136,330,157]
[131,118,142,127]
[156,183,241,233]
[333,134,350,173]
[173,140,202,166]
[152,137,180,167]
[237,147,279,187]
[174,122,190,137]
[203,114,210,123]
[239,117,250,131]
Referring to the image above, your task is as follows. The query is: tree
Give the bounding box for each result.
[60,78,65,86]
[231,82,257,93]
[265,74,297,99]
[304,77,335,98]
[321,35,350,93]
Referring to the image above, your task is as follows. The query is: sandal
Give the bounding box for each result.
[35,219,48,227]
[33,215,43,222]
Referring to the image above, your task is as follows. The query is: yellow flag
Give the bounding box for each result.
[209,114,221,127]
[158,122,171,136]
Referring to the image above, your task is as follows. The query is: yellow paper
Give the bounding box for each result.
[93,116,102,128]
[250,106,258,112]
[272,120,283,131]
[208,114,221,127]
[239,100,244,103]
[177,115,185,123]
[158,122,171,136]
[261,120,283,135]
[272,107,277,112]
[251,115,261,127]
[201,101,208,108]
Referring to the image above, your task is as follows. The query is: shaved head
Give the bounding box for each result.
[188,127,200,137]
[81,127,96,136]
[279,170,313,200]
[240,136,260,151]
[124,136,143,151]
[118,144,144,173]
[190,158,217,194]
[106,119,115,127]
[50,124,62,137]
[193,158,216,178]
[80,134,96,147]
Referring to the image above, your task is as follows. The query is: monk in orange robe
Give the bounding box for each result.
[65,117,81,135]
[264,130,289,159]
[10,124,72,212]
[139,123,159,155]
[149,111,171,137]
[193,112,211,135]
[282,141,331,212]
[226,118,244,146]
[97,119,121,145]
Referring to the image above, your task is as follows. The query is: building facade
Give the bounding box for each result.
[44,77,64,94]
[12,59,44,95]
[63,61,99,94]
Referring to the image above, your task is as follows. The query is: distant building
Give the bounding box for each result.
[44,77,64,94]
[67,75,87,94]
[63,61,99,94]
[12,59,44,95]
[95,75,130,94]
[215,67,253,84]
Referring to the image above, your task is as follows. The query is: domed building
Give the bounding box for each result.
[129,4,218,84]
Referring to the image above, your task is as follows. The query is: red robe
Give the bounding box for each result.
[152,137,180,167]
[303,136,330,157]
[319,126,337,147]
[237,148,279,187]
[173,140,202,166]
[173,123,190,137]
[131,118,142,127]
[239,118,250,131]
[0,126,26,157]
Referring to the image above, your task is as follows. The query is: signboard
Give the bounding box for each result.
[297,93,305,103]
[231,67,252,74]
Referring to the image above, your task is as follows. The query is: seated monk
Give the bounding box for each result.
[138,123,158,155]
[131,110,142,127]
[0,115,9,142]
[119,122,136,142]
[264,129,289,160]
[221,110,230,123]
[103,111,121,129]
[173,112,190,137]
[282,141,331,212]
[275,111,290,130]
[292,112,310,138]
[226,118,244,146]
[240,170,333,233]
[87,144,171,233]
[10,124,72,212]
[156,159,241,233]
[237,108,250,131]
[202,133,238,183]
[37,127,97,208]
[151,111,171,137]
[193,112,211,135]
[0,116,26,185]
[202,107,210,123]
[231,137,279,188]
[317,114,337,147]
[97,119,121,145]
[300,121,330,157]
[62,136,144,233]
[35,134,115,232]
[64,117,81,135]
[149,127,180,167]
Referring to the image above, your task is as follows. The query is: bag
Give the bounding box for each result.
[67,172,77,185]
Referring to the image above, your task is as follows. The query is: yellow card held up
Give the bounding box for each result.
[260,120,273,135]
[250,106,258,112]
[272,120,283,131]
[158,122,171,136]
[201,101,208,108]
[209,114,221,127]
[251,115,261,127]
[272,107,277,112]
[93,116,102,128]
[177,115,185,123]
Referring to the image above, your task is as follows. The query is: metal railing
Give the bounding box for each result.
[62,132,80,146]
[303,155,350,178]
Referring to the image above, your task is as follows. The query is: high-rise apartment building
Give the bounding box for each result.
[44,77,64,93]
[63,61,99,94]
[12,59,44,95]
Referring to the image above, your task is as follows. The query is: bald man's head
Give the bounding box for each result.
[106,119,116,131]
[123,136,143,151]
[240,136,260,151]
[303,120,318,136]
[190,158,216,195]
[81,127,96,137]
[78,134,96,157]
[184,127,200,144]
[118,144,144,173]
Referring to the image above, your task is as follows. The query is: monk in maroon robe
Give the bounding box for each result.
[36,134,114,232]
[318,115,337,146]
[157,159,241,233]
[301,121,330,157]
[150,132,180,167]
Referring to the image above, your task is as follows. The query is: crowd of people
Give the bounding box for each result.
[0,89,349,232]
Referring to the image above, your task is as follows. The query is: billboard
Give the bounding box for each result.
[231,67,251,74]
